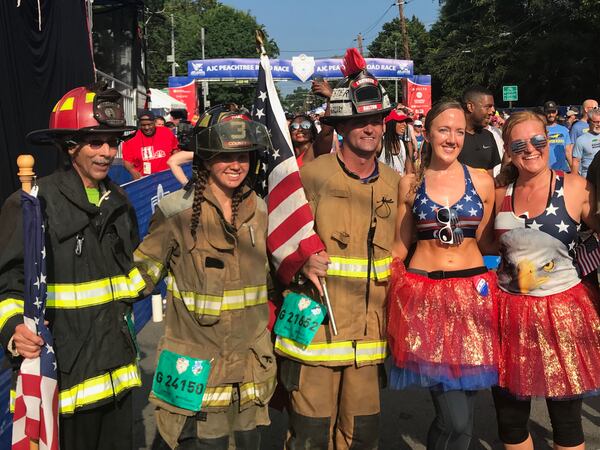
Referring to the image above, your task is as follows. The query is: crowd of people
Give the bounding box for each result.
[2,49,600,450]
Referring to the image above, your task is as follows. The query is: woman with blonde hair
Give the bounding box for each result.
[493,110,600,449]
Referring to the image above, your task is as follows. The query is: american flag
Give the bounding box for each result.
[12,189,59,450]
[252,51,325,284]
[576,232,600,277]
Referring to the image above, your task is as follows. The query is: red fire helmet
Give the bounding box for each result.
[27,83,136,145]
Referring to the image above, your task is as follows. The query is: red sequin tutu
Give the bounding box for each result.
[387,258,499,390]
[497,281,600,398]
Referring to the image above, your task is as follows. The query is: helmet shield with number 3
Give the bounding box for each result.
[193,115,271,154]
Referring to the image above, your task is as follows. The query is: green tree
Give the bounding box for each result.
[425,0,600,105]
[281,87,312,113]
[367,16,430,73]
[144,1,279,107]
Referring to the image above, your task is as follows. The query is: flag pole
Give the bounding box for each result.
[253,31,338,335]
[16,154,39,450]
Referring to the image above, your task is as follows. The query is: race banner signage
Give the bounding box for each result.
[187,57,413,81]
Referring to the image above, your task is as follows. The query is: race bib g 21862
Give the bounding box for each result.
[151,349,211,412]
[274,292,326,346]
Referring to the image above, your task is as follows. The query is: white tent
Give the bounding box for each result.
[149,88,186,110]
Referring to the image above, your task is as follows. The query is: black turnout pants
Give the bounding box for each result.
[60,391,133,450]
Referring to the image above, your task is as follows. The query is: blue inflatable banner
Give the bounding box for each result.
[187,57,413,81]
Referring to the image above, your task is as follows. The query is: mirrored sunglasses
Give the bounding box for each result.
[81,137,122,149]
[289,120,312,131]
[509,134,547,154]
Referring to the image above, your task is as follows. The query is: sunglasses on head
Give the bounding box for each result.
[81,137,122,149]
[436,206,464,245]
[509,134,547,154]
[290,120,312,131]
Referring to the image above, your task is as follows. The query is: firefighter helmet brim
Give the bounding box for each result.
[26,84,137,145]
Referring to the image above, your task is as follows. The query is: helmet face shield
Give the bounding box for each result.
[322,70,391,125]
[93,89,127,128]
[193,118,272,153]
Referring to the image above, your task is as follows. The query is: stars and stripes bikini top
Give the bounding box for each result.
[495,170,581,296]
[413,164,484,240]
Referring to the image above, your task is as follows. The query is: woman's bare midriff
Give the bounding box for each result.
[408,239,485,272]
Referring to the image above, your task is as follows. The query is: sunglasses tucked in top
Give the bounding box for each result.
[290,120,312,131]
[509,134,547,154]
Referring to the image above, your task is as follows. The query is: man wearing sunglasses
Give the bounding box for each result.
[0,83,145,450]
[276,49,400,450]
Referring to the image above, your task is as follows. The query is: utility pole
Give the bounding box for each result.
[394,41,398,103]
[201,27,209,110]
[170,14,176,77]
[357,33,364,56]
[397,1,410,60]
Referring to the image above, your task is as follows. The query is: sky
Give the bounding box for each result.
[220,0,440,58]
[219,0,440,94]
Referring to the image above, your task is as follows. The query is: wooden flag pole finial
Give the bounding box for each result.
[255,29,266,55]
[17,154,35,194]
[15,157,39,448]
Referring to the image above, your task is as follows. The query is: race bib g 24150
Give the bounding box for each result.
[151,349,211,412]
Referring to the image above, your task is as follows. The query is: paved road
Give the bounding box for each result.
[133,321,600,449]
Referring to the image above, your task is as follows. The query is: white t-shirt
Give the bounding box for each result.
[378,140,407,175]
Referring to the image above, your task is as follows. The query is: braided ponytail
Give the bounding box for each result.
[190,165,209,241]
[230,187,244,230]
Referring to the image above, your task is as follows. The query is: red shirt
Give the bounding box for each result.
[122,127,179,175]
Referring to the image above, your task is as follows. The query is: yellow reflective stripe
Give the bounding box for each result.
[47,268,145,309]
[275,337,356,363]
[373,256,392,280]
[356,341,388,363]
[59,97,74,111]
[239,376,276,405]
[168,276,268,316]
[328,256,391,280]
[202,385,232,407]
[85,92,96,103]
[59,362,141,414]
[134,250,164,284]
[0,298,24,330]
[275,337,387,364]
[9,388,15,413]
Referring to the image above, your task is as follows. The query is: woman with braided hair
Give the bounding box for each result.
[134,105,276,449]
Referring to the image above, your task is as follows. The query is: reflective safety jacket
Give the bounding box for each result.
[134,186,275,445]
[0,168,145,415]
[275,154,400,367]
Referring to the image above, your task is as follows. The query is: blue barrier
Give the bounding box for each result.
[0,164,191,445]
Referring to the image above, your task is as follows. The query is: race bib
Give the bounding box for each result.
[151,349,211,412]
[274,292,326,346]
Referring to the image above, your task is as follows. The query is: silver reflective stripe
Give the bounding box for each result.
[328,256,391,280]
[134,250,164,284]
[167,276,268,316]
[58,362,141,414]
[275,337,387,364]
[46,268,146,309]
